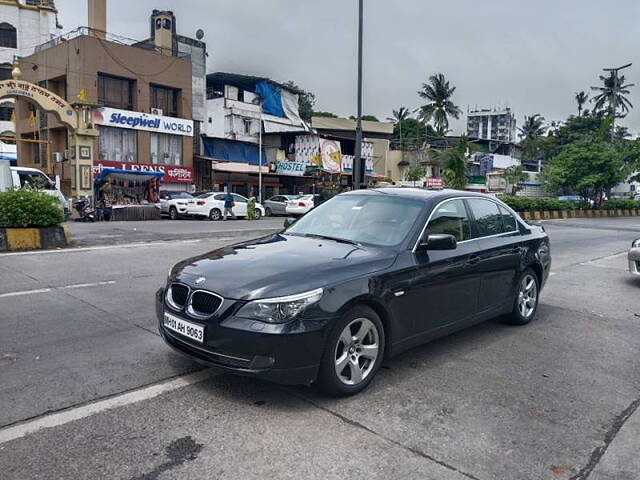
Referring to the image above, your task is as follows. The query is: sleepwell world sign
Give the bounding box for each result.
[93,107,193,136]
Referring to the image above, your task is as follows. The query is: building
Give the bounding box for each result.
[0,0,60,157]
[13,0,196,196]
[467,107,516,143]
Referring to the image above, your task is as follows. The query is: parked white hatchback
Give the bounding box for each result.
[285,194,318,216]
[186,192,265,221]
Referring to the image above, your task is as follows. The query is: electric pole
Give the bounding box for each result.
[353,0,364,190]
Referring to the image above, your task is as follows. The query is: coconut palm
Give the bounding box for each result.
[575,91,588,116]
[416,73,462,136]
[430,136,476,190]
[518,114,546,141]
[591,73,634,117]
[387,107,411,150]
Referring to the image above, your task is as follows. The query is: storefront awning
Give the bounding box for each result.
[94,167,164,185]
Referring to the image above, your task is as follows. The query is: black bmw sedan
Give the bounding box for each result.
[157,188,551,395]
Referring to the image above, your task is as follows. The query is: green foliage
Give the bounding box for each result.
[500,196,590,211]
[0,189,64,228]
[431,136,476,190]
[591,72,633,117]
[518,114,546,141]
[313,111,338,118]
[391,118,437,150]
[602,198,640,210]
[386,107,410,124]
[575,91,589,116]
[417,73,462,136]
[283,80,316,123]
[406,166,426,184]
[503,165,528,194]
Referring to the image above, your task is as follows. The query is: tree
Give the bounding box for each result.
[502,165,528,194]
[391,118,436,150]
[313,111,338,118]
[575,91,589,116]
[591,73,634,117]
[416,73,462,136]
[430,136,476,190]
[284,80,316,123]
[386,107,411,124]
[349,115,379,121]
[614,126,631,141]
[540,141,627,205]
[406,166,426,186]
[518,114,546,141]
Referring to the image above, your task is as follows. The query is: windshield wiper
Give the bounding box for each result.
[302,233,362,247]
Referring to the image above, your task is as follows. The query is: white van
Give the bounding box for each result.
[0,164,70,216]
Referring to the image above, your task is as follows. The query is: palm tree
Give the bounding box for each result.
[386,107,411,150]
[575,91,588,116]
[430,136,476,190]
[518,114,546,141]
[416,73,462,137]
[591,73,634,117]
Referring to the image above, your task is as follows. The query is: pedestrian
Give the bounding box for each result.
[247,196,256,220]
[223,191,236,220]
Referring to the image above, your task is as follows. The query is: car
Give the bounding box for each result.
[557,195,583,202]
[629,239,640,277]
[186,192,265,220]
[263,195,300,216]
[159,192,194,220]
[285,194,318,216]
[157,188,551,396]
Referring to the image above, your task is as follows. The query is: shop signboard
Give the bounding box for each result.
[93,160,193,184]
[341,154,374,174]
[276,161,306,177]
[319,139,341,173]
[93,107,194,137]
[426,177,444,189]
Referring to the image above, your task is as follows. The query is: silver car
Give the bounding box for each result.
[629,239,640,276]
[263,195,300,216]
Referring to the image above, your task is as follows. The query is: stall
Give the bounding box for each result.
[94,168,163,221]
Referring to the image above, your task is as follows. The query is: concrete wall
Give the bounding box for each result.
[0,1,56,62]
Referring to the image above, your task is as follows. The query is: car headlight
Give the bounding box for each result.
[633,239,640,248]
[236,288,323,324]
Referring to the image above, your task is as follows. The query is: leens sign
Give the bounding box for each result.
[93,160,193,184]
[93,107,193,137]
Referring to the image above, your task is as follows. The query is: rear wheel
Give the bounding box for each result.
[169,207,178,220]
[209,208,222,221]
[265,207,272,217]
[318,306,385,396]
[504,268,539,325]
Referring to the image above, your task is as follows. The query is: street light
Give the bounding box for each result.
[353,0,364,190]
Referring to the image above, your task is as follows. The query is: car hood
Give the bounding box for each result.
[171,233,397,300]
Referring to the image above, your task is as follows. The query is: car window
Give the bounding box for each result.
[499,205,517,232]
[172,192,193,199]
[270,196,283,202]
[233,194,247,203]
[19,172,53,190]
[197,193,213,199]
[424,199,471,242]
[467,199,504,237]
[213,194,226,201]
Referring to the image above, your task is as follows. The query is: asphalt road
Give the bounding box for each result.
[0,217,639,479]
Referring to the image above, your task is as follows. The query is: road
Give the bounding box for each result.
[0,217,639,480]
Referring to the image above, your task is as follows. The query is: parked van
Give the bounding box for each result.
[0,163,70,216]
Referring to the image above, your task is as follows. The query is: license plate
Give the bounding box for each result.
[163,312,204,343]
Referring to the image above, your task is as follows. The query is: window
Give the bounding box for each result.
[0,63,12,81]
[467,199,504,237]
[150,132,182,165]
[425,199,471,242]
[18,171,54,190]
[98,74,134,110]
[151,85,179,117]
[0,23,17,49]
[243,119,252,135]
[499,205,517,232]
[232,194,247,203]
[213,194,226,201]
[0,102,12,121]
[98,126,137,162]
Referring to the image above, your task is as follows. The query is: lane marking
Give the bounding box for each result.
[0,368,218,445]
[0,239,204,257]
[580,251,628,266]
[0,281,117,298]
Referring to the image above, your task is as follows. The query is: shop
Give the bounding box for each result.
[93,159,194,193]
[94,167,164,221]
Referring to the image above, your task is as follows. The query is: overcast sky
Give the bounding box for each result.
[56,0,640,135]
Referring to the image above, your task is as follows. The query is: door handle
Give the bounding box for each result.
[466,255,480,265]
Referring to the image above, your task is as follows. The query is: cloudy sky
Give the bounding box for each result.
[56,0,640,134]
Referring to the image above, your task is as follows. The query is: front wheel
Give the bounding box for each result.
[318,306,385,396]
[169,207,178,220]
[209,208,222,221]
[503,268,539,325]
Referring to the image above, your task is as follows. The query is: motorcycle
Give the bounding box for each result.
[73,197,96,222]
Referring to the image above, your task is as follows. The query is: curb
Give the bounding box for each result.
[520,209,640,221]
[0,226,71,252]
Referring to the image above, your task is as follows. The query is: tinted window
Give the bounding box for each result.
[499,205,517,232]
[233,194,247,203]
[213,194,226,201]
[468,199,503,237]
[425,199,471,242]
[270,196,283,202]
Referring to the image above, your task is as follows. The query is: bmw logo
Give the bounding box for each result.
[195,276,206,285]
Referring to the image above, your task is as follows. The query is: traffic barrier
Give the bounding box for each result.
[519,208,640,221]
[0,226,71,251]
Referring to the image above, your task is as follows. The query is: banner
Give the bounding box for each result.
[319,139,341,173]
[276,161,306,177]
[93,160,193,184]
[295,135,321,165]
[93,107,193,137]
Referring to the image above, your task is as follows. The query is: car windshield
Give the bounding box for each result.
[172,192,193,199]
[197,193,213,199]
[286,194,424,247]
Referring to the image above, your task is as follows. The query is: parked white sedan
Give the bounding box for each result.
[186,193,265,221]
[285,194,318,216]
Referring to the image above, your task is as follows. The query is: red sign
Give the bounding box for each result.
[425,177,444,189]
[93,160,193,184]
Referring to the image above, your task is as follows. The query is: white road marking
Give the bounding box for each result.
[0,281,116,298]
[0,369,218,445]
[0,239,204,257]
[580,251,628,266]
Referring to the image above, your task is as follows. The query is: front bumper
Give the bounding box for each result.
[629,247,640,276]
[155,288,331,385]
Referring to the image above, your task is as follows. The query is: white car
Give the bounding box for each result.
[285,194,318,216]
[629,238,640,277]
[186,192,265,221]
[159,192,193,220]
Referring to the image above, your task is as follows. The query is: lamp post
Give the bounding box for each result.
[258,108,263,203]
[353,0,364,190]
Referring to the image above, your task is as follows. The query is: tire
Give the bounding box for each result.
[503,268,540,325]
[265,207,272,217]
[317,305,385,396]
[209,208,222,221]
[169,207,178,220]
[254,209,262,220]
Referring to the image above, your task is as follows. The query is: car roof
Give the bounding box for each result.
[340,187,492,203]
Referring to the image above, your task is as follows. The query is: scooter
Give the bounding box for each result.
[73,197,96,222]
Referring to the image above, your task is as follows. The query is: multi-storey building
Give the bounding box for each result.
[466,107,516,143]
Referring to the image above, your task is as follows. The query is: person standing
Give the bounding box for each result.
[223,191,236,220]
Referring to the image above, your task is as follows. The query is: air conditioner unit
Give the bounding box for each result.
[150,108,163,116]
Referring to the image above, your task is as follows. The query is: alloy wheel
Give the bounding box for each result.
[518,274,538,318]
[210,209,221,221]
[334,318,380,386]
[254,209,262,220]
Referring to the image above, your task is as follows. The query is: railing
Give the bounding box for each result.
[34,27,191,60]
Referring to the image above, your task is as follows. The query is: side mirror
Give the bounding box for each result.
[283,217,296,229]
[418,234,457,251]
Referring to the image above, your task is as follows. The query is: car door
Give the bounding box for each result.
[160,193,171,213]
[465,198,523,314]
[270,196,285,215]
[388,199,482,339]
[232,194,248,216]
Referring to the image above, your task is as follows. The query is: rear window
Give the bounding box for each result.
[499,205,517,232]
[467,198,505,237]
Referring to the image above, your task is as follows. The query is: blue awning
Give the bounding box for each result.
[94,167,164,185]
[202,138,265,165]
